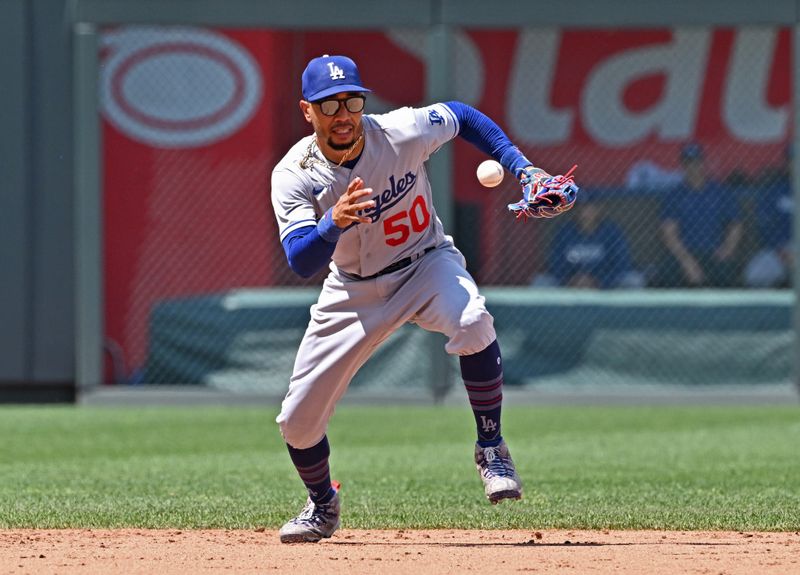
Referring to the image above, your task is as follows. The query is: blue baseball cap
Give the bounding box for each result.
[302,54,372,102]
[680,142,704,161]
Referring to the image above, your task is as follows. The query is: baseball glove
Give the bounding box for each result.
[507,164,579,220]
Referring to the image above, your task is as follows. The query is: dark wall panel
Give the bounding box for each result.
[0,0,31,382]
[30,0,74,381]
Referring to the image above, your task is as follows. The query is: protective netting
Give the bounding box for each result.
[99,25,793,393]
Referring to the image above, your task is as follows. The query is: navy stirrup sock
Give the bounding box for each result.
[460,340,504,445]
[286,435,334,504]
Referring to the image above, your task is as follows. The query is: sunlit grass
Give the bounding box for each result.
[0,405,798,530]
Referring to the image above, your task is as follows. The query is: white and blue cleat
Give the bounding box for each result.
[279,483,341,543]
[474,440,523,504]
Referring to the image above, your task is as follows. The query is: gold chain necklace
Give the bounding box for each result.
[298,131,364,170]
[335,131,364,167]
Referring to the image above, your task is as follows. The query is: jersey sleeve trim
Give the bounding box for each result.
[439,102,460,139]
[279,218,317,242]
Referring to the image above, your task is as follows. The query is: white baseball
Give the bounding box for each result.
[476,160,504,187]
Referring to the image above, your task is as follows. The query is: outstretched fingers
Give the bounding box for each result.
[332,177,375,227]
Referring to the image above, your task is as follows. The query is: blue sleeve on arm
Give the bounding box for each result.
[444,101,532,177]
[281,209,341,278]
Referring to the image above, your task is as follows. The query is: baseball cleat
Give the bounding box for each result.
[474,440,523,504]
[279,484,340,543]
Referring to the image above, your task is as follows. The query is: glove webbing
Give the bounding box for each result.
[511,164,578,221]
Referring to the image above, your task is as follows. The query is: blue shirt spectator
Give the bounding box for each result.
[533,198,644,289]
[661,180,741,254]
[744,156,793,288]
[657,142,744,288]
[757,176,791,251]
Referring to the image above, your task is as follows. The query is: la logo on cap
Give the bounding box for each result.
[325,56,345,80]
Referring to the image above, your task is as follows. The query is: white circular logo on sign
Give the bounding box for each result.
[101,27,263,148]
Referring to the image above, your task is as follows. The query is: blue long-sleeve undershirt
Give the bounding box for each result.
[281,101,531,277]
[444,101,532,177]
[281,208,340,278]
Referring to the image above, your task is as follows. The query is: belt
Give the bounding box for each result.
[355,246,435,281]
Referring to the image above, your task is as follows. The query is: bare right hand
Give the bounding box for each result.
[332,177,375,228]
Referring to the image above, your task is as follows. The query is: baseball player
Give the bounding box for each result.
[271,54,575,543]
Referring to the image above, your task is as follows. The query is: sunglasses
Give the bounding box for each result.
[315,96,366,116]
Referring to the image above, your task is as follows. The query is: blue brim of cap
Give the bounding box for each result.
[307,85,372,102]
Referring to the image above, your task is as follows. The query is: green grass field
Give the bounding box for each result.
[0,404,798,531]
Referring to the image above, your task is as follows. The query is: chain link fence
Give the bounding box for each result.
[98,25,794,396]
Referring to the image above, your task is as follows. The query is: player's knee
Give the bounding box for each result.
[446,309,496,356]
[276,411,326,449]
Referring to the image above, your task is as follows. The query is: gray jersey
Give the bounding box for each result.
[272,102,497,449]
[271,103,459,278]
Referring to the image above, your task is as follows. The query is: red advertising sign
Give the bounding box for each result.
[102,26,791,378]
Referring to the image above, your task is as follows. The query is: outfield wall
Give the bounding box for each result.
[140,289,791,400]
[4,0,800,401]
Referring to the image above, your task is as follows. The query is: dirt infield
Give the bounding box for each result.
[2,529,798,574]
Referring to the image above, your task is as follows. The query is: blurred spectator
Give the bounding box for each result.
[532,195,645,289]
[743,146,793,288]
[655,142,744,288]
[625,159,683,191]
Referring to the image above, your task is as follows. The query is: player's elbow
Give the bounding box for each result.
[286,255,319,278]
